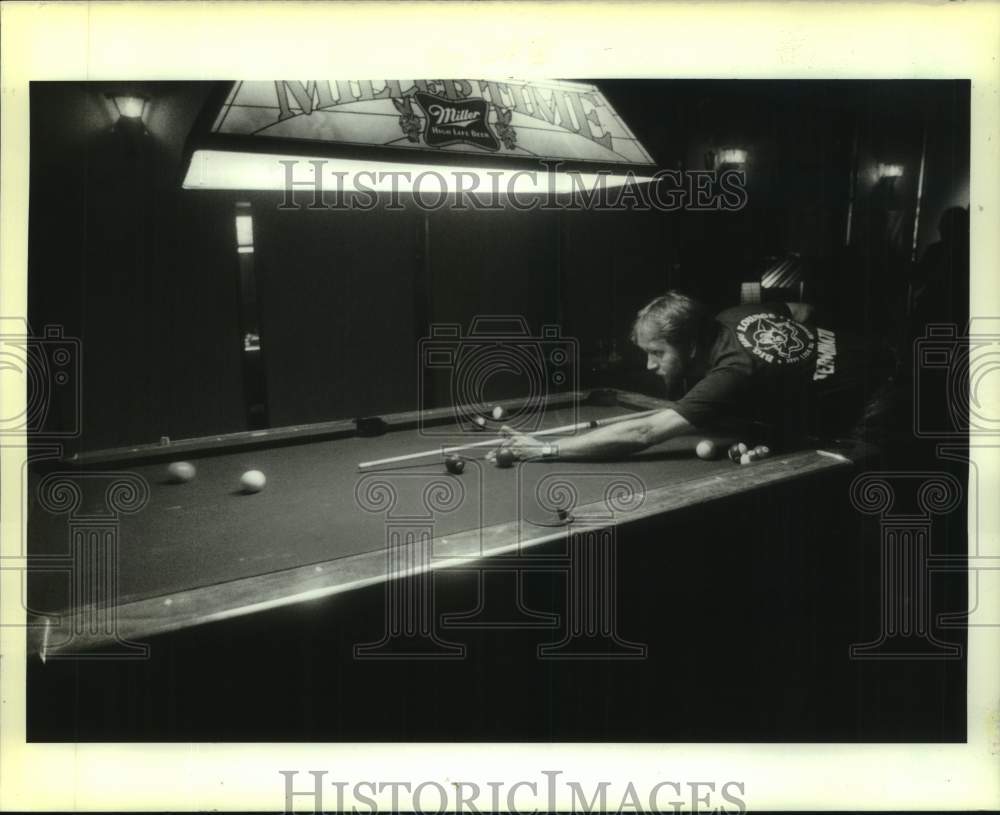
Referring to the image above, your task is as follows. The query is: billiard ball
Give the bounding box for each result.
[445,455,465,475]
[240,469,266,493]
[495,449,516,468]
[166,461,196,483]
[491,406,505,421]
[695,439,718,460]
[753,445,771,459]
[727,443,743,463]
[472,416,488,430]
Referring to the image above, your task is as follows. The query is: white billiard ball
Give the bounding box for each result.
[695,439,718,460]
[166,461,196,483]
[240,469,266,493]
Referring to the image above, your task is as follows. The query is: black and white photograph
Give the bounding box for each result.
[1,3,998,813]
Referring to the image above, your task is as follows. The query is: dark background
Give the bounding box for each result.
[29,80,970,452]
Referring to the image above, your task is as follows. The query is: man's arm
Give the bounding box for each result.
[498,408,694,462]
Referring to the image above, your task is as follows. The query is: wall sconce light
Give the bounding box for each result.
[877,163,904,179]
[704,148,748,171]
[717,148,748,165]
[106,93,149,129]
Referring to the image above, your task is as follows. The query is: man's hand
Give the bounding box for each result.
[485,425,545,463]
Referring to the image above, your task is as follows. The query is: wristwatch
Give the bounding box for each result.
[540,442,559,459]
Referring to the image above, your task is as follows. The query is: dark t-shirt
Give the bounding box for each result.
[673,304,887,436]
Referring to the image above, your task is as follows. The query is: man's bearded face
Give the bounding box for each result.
[634,322,690,397]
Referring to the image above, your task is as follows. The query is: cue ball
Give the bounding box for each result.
[167,461,196,483]
[695,440,718,460]
[240,469,266,493]
[495,449,516,468]
[491,406,505,421]
[445,455,465,475]
[473,416,488,430]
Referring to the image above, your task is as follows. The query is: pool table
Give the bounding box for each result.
[27,388,872,662]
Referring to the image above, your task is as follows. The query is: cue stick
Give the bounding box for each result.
[356,409,663,470]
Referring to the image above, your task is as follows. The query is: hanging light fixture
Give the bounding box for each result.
[180,80,658,195]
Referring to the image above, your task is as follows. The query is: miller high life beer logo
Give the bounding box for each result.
[411,91,502,151]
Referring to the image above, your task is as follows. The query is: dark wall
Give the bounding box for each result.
[247,201,672,420]
[825,82,969,336]
[600,80,860,297]
[561,208,677,382]
[252,202,423,425]
[29,82,246,453]
[600,79,970,337]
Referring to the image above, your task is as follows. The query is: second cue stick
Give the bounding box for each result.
[357,408,663,470]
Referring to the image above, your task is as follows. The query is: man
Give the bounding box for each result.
[911,206,969,330]
[493,291,896,462]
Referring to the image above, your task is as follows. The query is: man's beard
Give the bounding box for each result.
[660,373,685,400]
